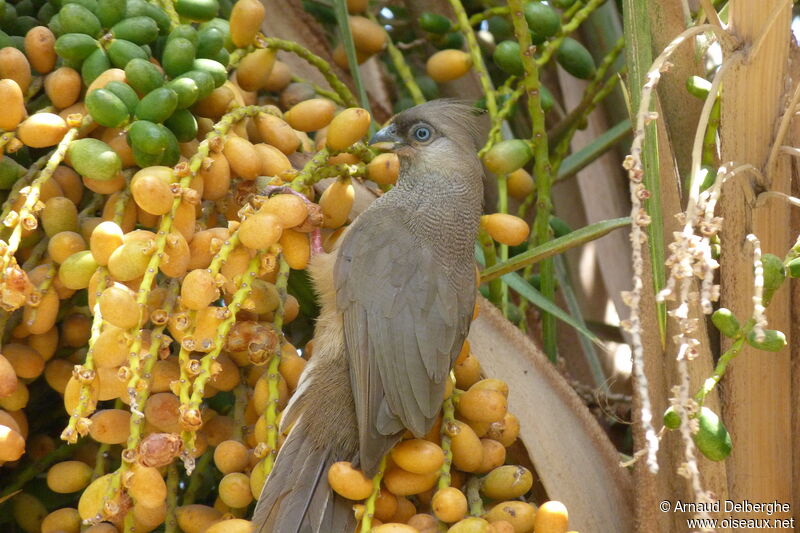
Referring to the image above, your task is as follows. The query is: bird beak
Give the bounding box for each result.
[369,123,402,151]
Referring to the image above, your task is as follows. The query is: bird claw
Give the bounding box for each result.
[258,184,313,205]
[310,229,323,256]
[258,185,324,256]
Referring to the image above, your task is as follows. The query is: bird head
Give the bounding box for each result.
[369,100,487,167]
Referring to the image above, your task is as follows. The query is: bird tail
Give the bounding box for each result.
[251,422,357,533]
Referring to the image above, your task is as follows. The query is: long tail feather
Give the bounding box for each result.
[252,425,356,533]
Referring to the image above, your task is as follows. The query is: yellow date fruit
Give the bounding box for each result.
[224,136,261,180]
[533,501,569,533]
[17,113,69,148]
[507,168,534,199]
[214,439,249,474]
[481,465,533,500]
[181,269,219,310]
[326,107,371,151]
[127,465,167,508]
[383,466,438,496]
[448,517,491,533]
[0,79,24,131]
[90,221,124,266]
[176,504,223,533]
[219,472,254,508]
[328,461,373,500]
[46,460,93,493]
[24,26,57,74]
[131,166,175,216]
[41,507,80,533]
[484,501,536,533]
[78,473,114,520]
[457,388,507,423]
[255,113,300,154]
[319,179,354,228]
[447,420,483,473]
[284,98,336,132]
[48,231,87,264]
[349,16,386,54]
[432,487,468,523]
[0,424,25,461]
[486,413,520,448]
[427,50,472,83]
[391,438,445,475]
[205,518,254,533]
[0,47,32,93]
[481,213,530,246]
[367,153,399,185]
[239,212,283,250]
[476,438,506,473]
[89,408,131,444]
[254,143,292,177]
[236,48,276,92]
[44,67,82,109]
[230,0,265,47]
[99,283,140,330]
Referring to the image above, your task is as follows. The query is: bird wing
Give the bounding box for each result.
[335,207,470,474]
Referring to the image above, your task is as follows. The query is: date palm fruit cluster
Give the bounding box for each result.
[0,0,559,532]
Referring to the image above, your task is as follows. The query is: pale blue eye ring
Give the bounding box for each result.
[413,126,431,142]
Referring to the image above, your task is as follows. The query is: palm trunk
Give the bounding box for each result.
[719,0,793,524]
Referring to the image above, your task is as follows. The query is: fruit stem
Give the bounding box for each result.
[0,124,81,283]
[507,0,557,361]
[468,6,510,27]
[165,462,180,533]
[291,148,331,192]
[60,268,108,444]
[371,12,426,106]
[447,0,497,119]
[536,0,608,68]
[702,94,721,167]
[125,280,180,450]
[290,75,346,106]
[695,319,754,406]
[437,376,456,492]
[478,79,522,160]
[261,36,359,108]
[359,455,387,533]
[262,252,290,480]
[22,262,57,330]
[478,229,502,306]
[466,475,484,517]
[232,379,248,442]
[0,440,73,500]
[101,281,179,525]
[153,0,180,30]
[92,442,112,480]
[0,153,48,232]
[61,190,130,444]
[181,449,213,506]
[0,131,16,154]
[182,251,263,468]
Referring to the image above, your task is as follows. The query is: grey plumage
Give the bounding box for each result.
[253,100,486,532]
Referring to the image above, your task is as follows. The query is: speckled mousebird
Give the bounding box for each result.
[252,100,487,533]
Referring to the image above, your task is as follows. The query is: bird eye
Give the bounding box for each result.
[412,126,431,142]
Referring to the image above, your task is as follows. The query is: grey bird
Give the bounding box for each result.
[252,100,487,533]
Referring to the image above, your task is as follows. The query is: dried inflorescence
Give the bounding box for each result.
[0,261,32,311]
[623,21,737,504]
[0,0,565,530]
[137,433,183,468]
